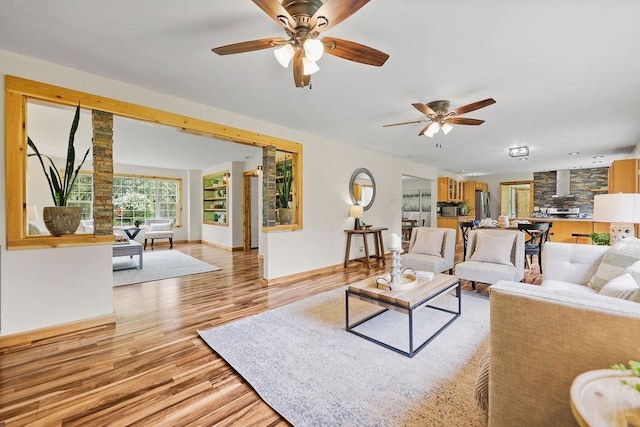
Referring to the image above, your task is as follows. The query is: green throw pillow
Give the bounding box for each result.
[588,239,640,291]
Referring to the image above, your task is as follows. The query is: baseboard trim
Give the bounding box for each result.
[0,313,116,348]
[200,240,233,251]
[264,263,345,286]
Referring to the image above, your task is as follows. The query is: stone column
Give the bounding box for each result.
[262,146,277,227]
[91,110,114,236]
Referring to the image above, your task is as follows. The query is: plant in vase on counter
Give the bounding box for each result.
[27,103,91,235]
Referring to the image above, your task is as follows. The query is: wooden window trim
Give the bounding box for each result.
[5,75,303,249]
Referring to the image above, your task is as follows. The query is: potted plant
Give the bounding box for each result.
[27,104,91,236]
[276,168,293,224]
[590,232,610,245]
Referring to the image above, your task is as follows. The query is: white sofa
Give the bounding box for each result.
[489,242,640,426]
[400,227,456,274]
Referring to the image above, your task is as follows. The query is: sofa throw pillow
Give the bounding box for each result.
[599,273,640,302]
[149,222,172,232]
[469,231,515,266]
[410,229,445,257]
[588,239,640,291]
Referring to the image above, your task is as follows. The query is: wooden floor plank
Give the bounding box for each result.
[0,241,541,425]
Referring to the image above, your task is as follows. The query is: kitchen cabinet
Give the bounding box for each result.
[475,181,489,192]
[608,158,639,193]
[437,177,464,202]
[203,171,228,226]
[437,215,475,243]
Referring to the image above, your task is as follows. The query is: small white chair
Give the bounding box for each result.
[143,218,175,250]
[400,227,456,274]
[455,229,525,289]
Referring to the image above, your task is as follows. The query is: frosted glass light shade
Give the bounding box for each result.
[425,122,440,137]
[302,58,320,75]
[303,39,324,61]
[441,123,453,135]
[274,44,295,67]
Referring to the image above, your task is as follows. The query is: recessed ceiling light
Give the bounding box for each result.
[519,158,528,161]
[568,152,580,156]
[572,166,581,168]
[459,169,467,173]
[593,155,604,159]
[592,160,603,164]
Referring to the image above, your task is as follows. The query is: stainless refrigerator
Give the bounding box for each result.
[475,190,490,220]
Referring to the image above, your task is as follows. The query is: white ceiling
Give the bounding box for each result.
[3,1,640,176]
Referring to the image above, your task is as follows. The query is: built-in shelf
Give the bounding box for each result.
[590,187,608,192]
[203,172,228,226]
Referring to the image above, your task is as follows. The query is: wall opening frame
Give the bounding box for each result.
[5,75,303,249]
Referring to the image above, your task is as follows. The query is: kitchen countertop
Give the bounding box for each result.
[515,217,603,222]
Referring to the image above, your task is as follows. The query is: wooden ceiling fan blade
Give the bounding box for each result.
[412,103,436,117]
[293,49,304,87]
[452,98,496,116]
[321,37,389,66]
[382,119,428,127]
[303,74,311,87]
[418,123,433,136]
[310,0,369,33]
[252,0,296,31]
[446,117,485,125]
[212,37,286,55]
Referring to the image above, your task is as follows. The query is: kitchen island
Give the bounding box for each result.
[437,216,475,243]
[515,217,610,243]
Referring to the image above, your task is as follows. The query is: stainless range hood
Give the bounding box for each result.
[551,169,574,197]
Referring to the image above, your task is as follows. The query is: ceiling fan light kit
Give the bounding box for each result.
[212,0,389,88]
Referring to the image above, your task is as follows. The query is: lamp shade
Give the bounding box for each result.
[593,193,640,223]
[349,205,364,218]
[27,205,39,222]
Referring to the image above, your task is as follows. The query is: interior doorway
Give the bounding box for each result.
[243,170,260,250]
[500,181,533,218]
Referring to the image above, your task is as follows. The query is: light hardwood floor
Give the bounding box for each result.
[0,242,541,425]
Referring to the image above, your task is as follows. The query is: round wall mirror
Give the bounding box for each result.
[349,168,376,211]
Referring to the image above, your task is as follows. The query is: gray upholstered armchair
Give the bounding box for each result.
[143,218,175,249]
[400,227,456,274]
[455,229,525,289]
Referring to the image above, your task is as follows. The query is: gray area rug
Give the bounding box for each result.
[199,287,490,426]
[113,250,220,286]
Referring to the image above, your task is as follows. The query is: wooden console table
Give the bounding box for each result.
[344,227,388,268]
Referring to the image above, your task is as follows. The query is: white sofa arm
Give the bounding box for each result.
[542,242,609,285]
[489,281,640,427]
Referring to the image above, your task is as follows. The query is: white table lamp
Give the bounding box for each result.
[349,205,364,230]
[593,193,640,244]
[27,205,39,222]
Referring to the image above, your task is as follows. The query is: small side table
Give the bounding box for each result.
[571,368,640,427]
[344,227,388,268]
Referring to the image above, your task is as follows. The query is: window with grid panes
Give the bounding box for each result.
[71,173,180,226]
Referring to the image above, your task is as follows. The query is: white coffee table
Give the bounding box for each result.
[112,240,143,270]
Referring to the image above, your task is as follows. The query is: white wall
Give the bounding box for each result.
[0,50,439,335]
